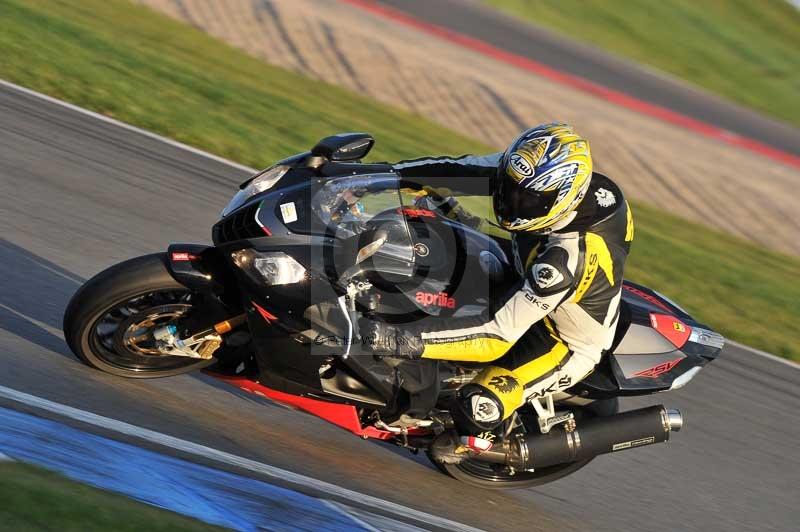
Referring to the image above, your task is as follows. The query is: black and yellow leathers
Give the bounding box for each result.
[393,154,634,429]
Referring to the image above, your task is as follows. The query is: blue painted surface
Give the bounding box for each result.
[0,407,368,531]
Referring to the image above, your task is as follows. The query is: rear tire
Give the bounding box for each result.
[436,456,593,490]
[431,398,620,489]
[63,253,215,378]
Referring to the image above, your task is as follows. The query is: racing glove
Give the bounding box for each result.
[359,318,423,358]
[414,188,481,230]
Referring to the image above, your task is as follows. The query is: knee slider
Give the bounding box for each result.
[451,384,504,434]
[451,367,524,434]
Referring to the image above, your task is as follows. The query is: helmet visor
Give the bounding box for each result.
[494,175,559,227]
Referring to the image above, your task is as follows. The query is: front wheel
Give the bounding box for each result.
[63,253,215,378]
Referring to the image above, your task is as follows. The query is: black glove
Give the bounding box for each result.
[414,192,481,230]
[359,318,423,358]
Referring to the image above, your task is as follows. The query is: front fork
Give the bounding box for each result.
[162,243,249,359]
[151,314,247,359]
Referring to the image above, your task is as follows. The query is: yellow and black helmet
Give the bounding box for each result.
[494,123,592,232]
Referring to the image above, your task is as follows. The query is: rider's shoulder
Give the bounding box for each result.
[586,173,625,217]
[565,172,627,232]
[526,243,575,296]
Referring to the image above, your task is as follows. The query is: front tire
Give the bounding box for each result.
[63,253,215,378]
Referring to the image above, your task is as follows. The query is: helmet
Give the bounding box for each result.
[494,123,592,232]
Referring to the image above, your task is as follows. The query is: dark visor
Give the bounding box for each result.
[494,174,559,224]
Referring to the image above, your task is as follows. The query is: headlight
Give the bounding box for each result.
[231,249,307,285]
[222,165,289,216]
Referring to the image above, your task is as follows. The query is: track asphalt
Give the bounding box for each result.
[0,83,797,531]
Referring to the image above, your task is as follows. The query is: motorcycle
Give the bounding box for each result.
[63,133,723,489]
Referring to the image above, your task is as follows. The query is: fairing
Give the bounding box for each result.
[208,162,721,411]
[572,281,723,398]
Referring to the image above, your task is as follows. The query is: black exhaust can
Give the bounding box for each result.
[512,405,678,470]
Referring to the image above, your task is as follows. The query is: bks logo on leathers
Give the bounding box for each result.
[529,376,572,398]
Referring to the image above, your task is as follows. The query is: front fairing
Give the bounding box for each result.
[215,168,513,318]
[215,171,417,299]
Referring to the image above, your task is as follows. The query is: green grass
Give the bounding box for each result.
[0,0,486,166]
[0,462,223,531]
[483,0,800,127]
[0,0,798,360]
[624,202,799,358]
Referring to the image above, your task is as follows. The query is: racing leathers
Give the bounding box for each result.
[382,153,634,433]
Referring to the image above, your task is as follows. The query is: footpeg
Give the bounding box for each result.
[529,394,576,434]
[538,411,575,434]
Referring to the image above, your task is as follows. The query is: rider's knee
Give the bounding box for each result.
[451,366,524,434]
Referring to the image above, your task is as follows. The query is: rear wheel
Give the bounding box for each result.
[63,253,215,378]
[437,454,593,489]
[432,398,620,489]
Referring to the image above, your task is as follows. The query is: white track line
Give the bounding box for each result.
[0,304,64,339]
[0,384,482,532]
[1,79,796,366]
[727,340,800,370]
[321,501,381,532]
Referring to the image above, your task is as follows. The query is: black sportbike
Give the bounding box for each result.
[64,133,723,489]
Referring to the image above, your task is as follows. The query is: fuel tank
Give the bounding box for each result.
[369,212,513,323]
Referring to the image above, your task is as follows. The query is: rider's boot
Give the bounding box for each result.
[431,367,525,463]
[429,384,505,464]
[429,431,496,464]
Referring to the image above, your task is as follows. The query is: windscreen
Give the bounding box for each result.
[314,175,407,235]
[312,174,415,280]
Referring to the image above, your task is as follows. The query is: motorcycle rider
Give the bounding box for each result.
[362,123,634,461]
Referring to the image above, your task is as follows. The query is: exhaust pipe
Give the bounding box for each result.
[478,405,683,470]
[665,408,683,431]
